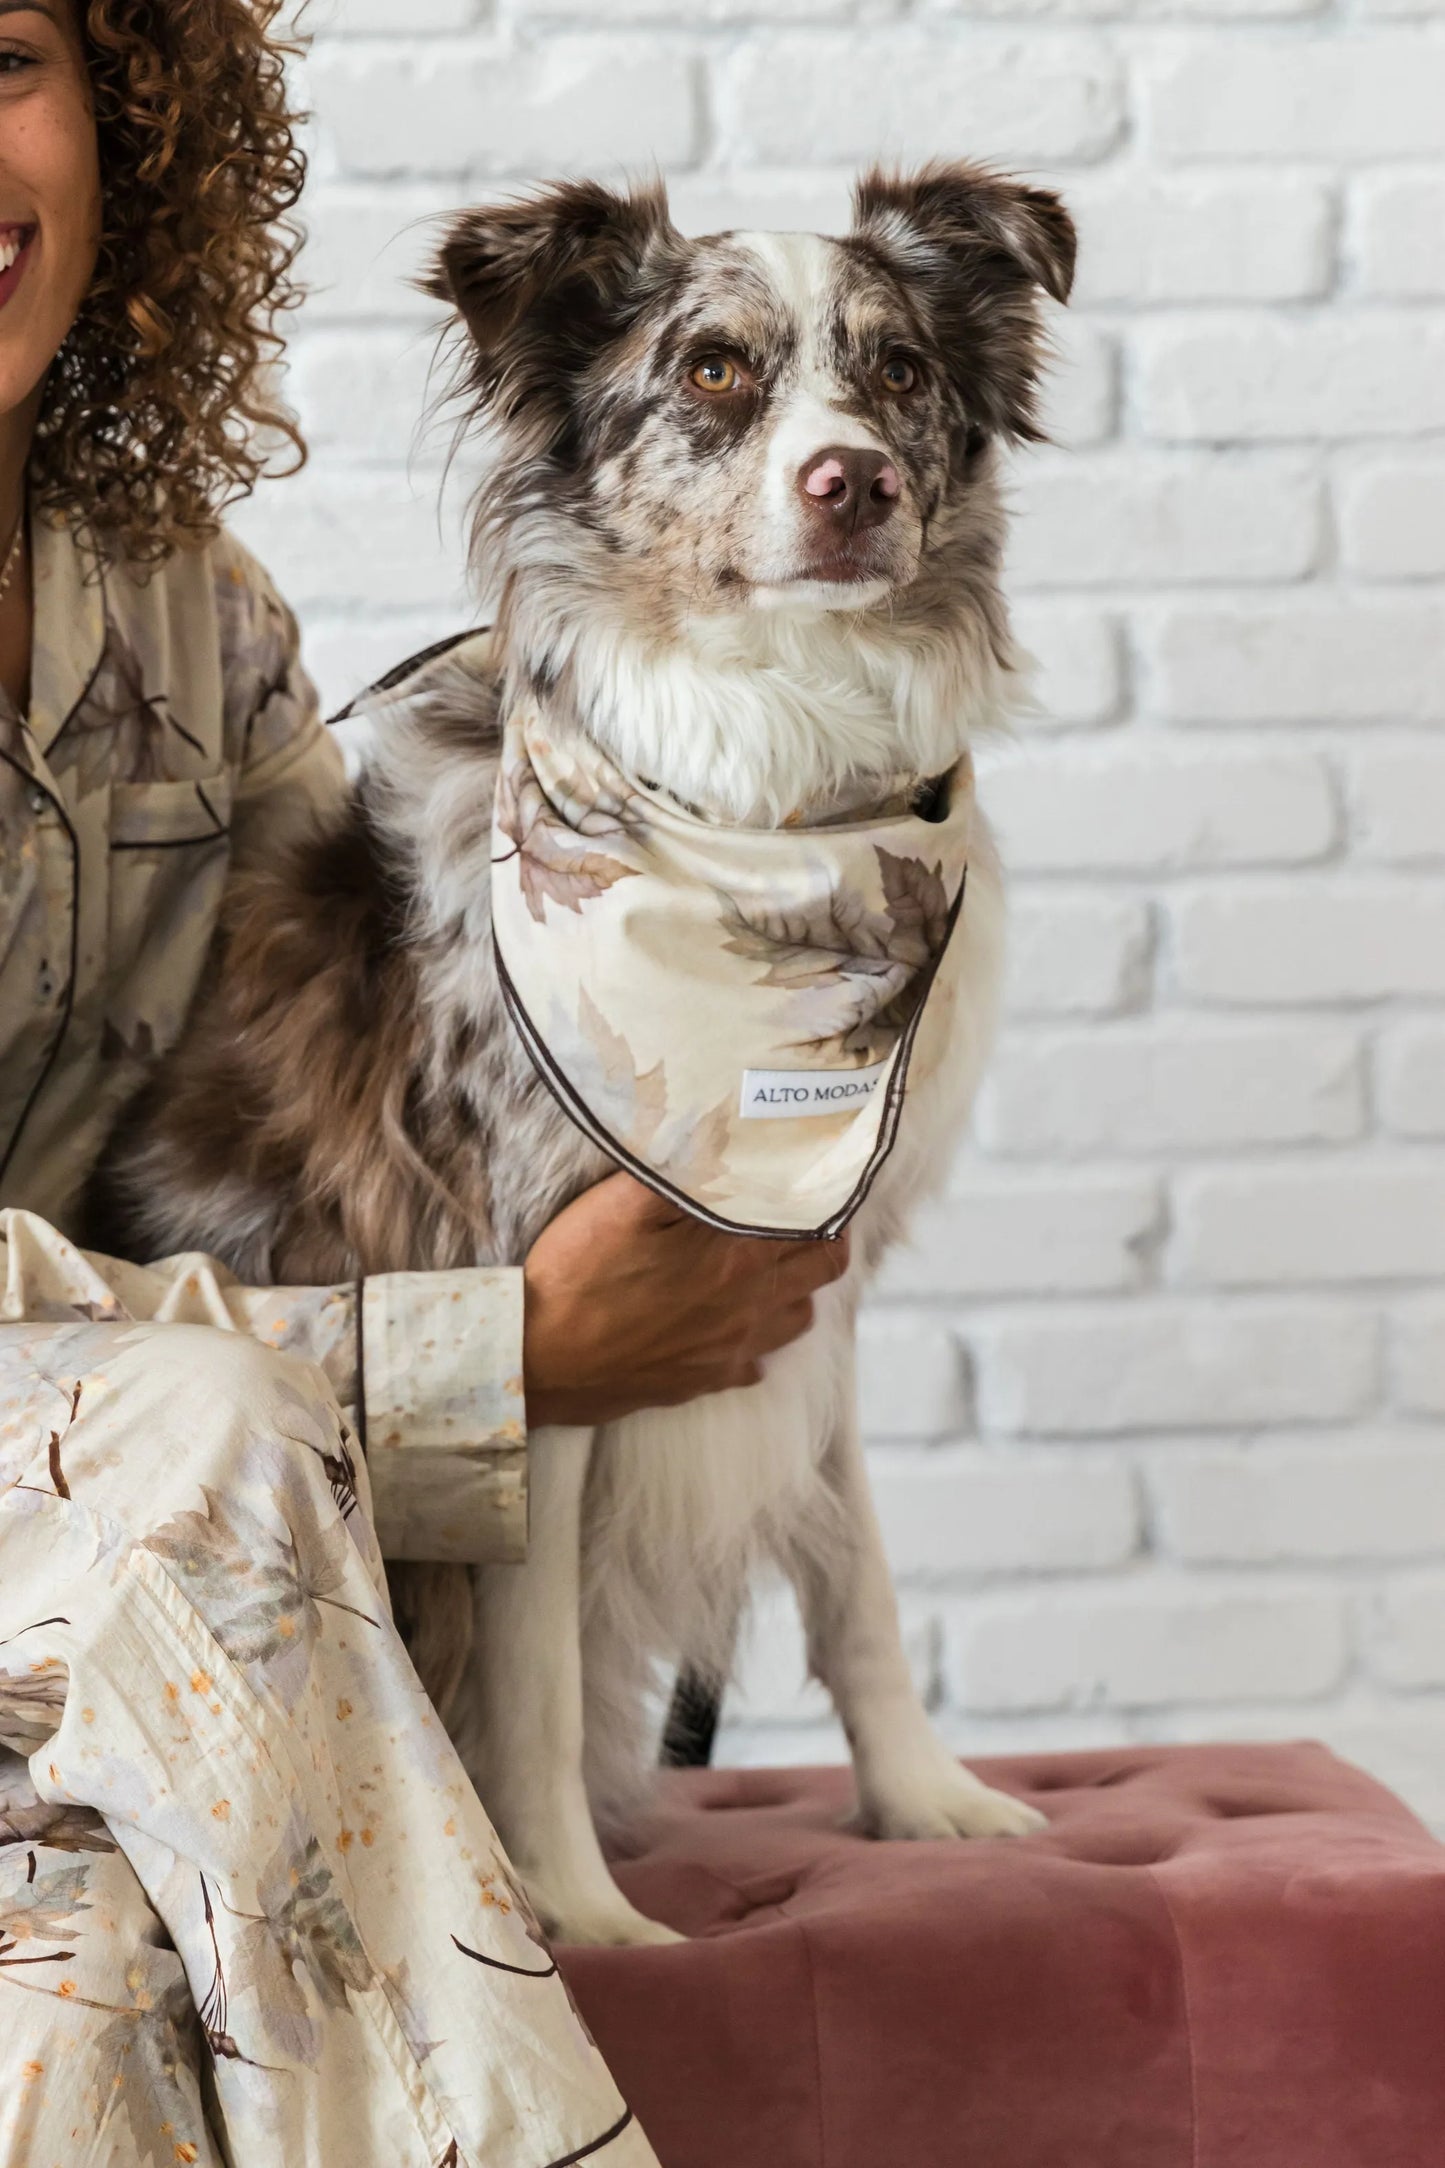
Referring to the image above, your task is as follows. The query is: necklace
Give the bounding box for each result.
[0,507,25,608]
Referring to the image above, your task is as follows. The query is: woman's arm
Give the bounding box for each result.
[1,1183,845,1551]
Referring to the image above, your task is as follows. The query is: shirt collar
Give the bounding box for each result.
[27,507,107,759]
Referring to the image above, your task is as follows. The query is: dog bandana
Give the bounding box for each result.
[491,709,975,1238]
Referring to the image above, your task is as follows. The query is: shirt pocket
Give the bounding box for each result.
[106,774,235,1060]
[110,775,233,852]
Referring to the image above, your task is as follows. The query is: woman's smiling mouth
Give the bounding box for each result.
[0,224,37,310]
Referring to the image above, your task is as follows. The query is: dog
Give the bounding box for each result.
[97,162,1075,1946]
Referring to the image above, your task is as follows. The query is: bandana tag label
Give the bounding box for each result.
[739,1061,891,1121]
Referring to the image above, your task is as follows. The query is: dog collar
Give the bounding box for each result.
[491,708,974,1239]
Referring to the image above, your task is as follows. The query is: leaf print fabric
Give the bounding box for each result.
[0,1307,657,2168]
[58,625,204,796]
[0,1852,93,1949]
[717,843,953,1061]
[0,1657,71,1749]
[0,1829,221,2166]
[213,1827,375,2071]
[1,514,348,1235]
[143,1468,380,1701]
[252,1823,374,2016]
[0,1753,116,1854]
[492,702,974,1237]
[87,1974,210,2168]
[569,994,735,1206]
[495,737,645,923]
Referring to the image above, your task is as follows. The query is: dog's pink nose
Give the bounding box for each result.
[796,446,900,534]
[802,456,847,499]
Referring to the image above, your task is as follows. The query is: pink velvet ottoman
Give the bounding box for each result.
[558,1746,1445,2168]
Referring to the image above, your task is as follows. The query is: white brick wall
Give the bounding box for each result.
[241,0,1445,1830]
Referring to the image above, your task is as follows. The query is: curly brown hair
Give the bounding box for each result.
[33,0,307,563]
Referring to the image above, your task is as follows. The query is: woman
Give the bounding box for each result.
[0,5,841,2162]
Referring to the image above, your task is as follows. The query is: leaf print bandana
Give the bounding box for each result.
[491,708,975,1238]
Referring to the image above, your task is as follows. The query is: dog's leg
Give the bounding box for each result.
[461,1425,682,1948]
[794,1375,1046,1841]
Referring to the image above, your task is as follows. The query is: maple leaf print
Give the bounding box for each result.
[0,1751,115,1855]
[87,1976,209,2168]
[718,884,895,988]
[875,847,953,967]
[494,746,641,923]
[193,1876,287,2073]
[53,627,206,796]
[143,1479,378,1699]
[0,1799,114,1856]
[575,989,668,1155]
[0,1847,92,1951]
[0,1907,208,2168]
[226,1908,322,2069]
[0,1661,69,1751]
[223,1823,375,2067]
[567,994,732,1203]
[717,846,957,1063]
[717,884,910,1060]
[655,1094,734,1203]
[543,743,649,841]
[259,1831,373,2012]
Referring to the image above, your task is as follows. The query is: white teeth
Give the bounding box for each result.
[0,235,24,274]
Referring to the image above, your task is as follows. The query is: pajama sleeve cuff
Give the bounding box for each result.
[359,1267,528,1566]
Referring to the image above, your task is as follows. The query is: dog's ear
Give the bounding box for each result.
[426,179,681,456]
[850,162,1077,443]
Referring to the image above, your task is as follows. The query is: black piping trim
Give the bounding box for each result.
[354,1278,367,1457]
[450,1931,556,1980]
[0,746,80,1188]
[540,2108,636,2168]
[168,713,208,760]
[327,627,485,726]
[110,829,231,853]
[493,869,967,1244]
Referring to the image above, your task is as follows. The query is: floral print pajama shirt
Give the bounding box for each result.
[0,514,657,2168]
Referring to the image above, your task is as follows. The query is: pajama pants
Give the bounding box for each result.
[0,1317,657,2168]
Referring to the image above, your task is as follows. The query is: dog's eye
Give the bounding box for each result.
[689,356,740,394]
[880,357,917,394]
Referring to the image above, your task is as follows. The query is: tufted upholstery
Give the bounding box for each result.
[559,1745,1445,2168]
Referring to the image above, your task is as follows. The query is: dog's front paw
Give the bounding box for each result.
[537,1889,685,1949]
[856,1759,1046,1843]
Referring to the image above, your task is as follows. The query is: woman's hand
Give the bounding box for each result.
[521,1171,851,1428]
